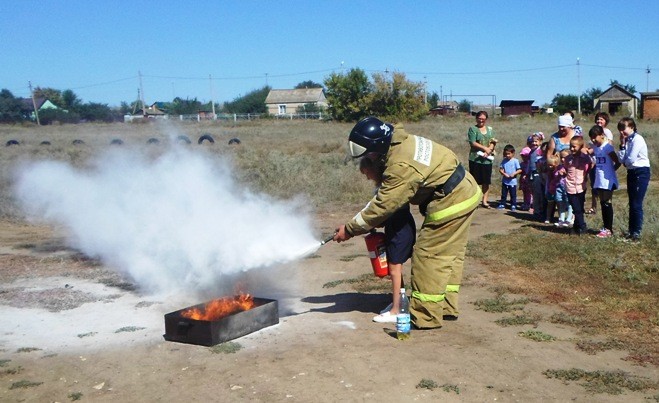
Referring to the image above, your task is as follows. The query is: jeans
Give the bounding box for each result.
[500,184,517,208]
[567,191,587,234]
[627,167,650,236]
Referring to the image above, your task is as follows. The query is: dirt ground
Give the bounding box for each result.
[0,207,657,402]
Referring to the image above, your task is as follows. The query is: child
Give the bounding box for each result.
[587,125,621,238]
[563,136,593,235]
[587,112,614,215]
[359,155,416,322]
[617,117,651,242]
[498,144,522,210]
[518,137,533,210]
[523,133,544,220]
[554,150,573,227]
[544,155,561,224]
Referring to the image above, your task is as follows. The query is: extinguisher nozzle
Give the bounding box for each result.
[320,233,336,245]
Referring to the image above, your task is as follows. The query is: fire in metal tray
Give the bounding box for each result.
[164,295,279,346]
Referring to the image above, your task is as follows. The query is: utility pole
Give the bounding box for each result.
[576,58,581,115]
[647,65,651,92]
[209,74,216,120]
[423,76,427,106]
[138,70,146,114]
[265,73,268,86]
[28,81,40,126]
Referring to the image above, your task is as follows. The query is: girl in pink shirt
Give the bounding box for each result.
[562,136,592,235]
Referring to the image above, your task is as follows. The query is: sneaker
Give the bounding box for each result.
[373,311,397,323]
[511,206,517,212]
[560,221,571,228]
[596,229,612,238]
[497,204,505,210]
[379,303,393,315]
[544,220,551,224]
[554,221,564,227]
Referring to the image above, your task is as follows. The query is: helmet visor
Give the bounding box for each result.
[348,141,367,158]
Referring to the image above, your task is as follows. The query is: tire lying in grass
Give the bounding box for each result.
[72,139,85,145]
[198,134,215,144]
[6,140,19,146]
[228,138,241,145]
[40,141,51,145]
[177,135,192,144]
[110,139,124,145]
[147,137,160,144]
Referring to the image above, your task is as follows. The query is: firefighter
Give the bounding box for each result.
[333,117,481,329]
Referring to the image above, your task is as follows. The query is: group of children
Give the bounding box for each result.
[496,113,650,240]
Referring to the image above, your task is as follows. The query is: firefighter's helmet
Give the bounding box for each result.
[348,117,394,158]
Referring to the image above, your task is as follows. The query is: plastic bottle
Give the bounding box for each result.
[396,288,411,340]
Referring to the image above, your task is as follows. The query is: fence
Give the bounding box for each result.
[126,112,326,123]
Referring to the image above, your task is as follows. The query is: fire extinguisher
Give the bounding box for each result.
[364,230,389,277]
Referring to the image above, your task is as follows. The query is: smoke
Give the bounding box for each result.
[13,146,320,296]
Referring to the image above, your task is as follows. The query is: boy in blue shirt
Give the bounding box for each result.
[498,144,523,210]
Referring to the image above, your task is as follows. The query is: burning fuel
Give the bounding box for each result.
[181,294,255,321]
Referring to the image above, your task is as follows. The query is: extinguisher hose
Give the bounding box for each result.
[320,233,336,245]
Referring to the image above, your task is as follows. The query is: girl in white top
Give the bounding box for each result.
[587,125,620,238]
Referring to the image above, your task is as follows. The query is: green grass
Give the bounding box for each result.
[209,342,242,354]
[518,330,556,342]
[114,326,146,333]
[16,347,41,353]
[322,273,391,293]
[495,313,542,327]
[543,368,658,395]
[473,295,529,313]
[9,380,43,389]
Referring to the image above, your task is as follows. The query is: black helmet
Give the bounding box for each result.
[348,117,394,158]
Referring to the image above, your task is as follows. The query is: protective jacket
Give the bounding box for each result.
[346,124,480,235]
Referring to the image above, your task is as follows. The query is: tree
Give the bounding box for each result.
[610,80,636,94]
[550,93,578,114]
[78,102,117,122]
[581,87,602,115]
[324,68,371,122]
[427,92,440,109]
[457,99,472,113]
[222,86,270,114]
[61,89,82,111]
[294,81,323,89]
[33,87,63,107]
[296,103,324,114]
[0,89,24,123]
[366,71,427,122]
[170,97,203,115]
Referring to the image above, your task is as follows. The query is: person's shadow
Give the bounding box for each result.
[301,292,389,314]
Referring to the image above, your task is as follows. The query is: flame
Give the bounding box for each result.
[181,294,255,321]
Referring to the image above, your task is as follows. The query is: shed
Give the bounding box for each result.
[265,88,327,115]
[640,92,659,120]
[499,100,534,116]
[594,84,638,117]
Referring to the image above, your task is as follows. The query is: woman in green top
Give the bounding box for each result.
[467,111,497,208]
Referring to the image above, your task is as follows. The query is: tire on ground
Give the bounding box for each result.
[177,135,192,144]
[198,134,215,144]
[228,138,241,145]
[110,139,124,145]
[147,138,160,144]
[5,140,19,146]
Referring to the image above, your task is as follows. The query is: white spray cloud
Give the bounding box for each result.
[13,147,321,295]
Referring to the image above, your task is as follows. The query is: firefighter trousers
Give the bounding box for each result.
[409,204,476,329]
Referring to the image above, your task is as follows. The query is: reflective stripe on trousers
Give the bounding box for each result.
[412,284,459,303]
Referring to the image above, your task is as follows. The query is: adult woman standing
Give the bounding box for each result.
[617,117,651,241]
[467,111,497,207]
[547,114,577,156]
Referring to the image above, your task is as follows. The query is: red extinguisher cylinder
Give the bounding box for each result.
[364,231,389,277]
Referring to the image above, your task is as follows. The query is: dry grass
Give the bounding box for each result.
[1,117,658,368]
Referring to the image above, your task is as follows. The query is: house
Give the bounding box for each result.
[429,101,459,116]
[499,100,534,117]
[640,92,659,120]
[264,88,327,115]
[20,97,61,120]
[594,84,638,117]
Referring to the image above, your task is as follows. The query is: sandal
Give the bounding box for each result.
[480,203,491,209]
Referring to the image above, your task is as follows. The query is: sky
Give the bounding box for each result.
[2,1,658,108]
